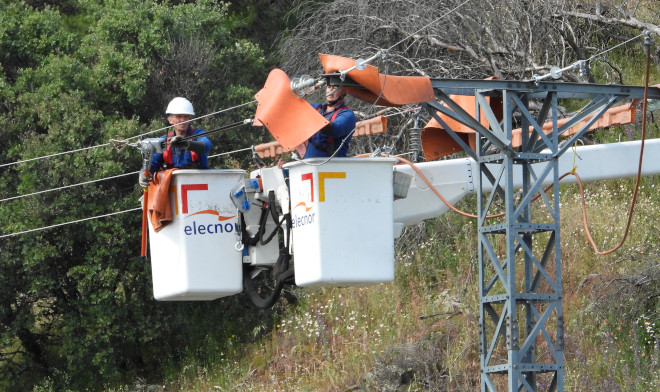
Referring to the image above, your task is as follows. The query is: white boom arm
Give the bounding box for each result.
[393,139,660,237]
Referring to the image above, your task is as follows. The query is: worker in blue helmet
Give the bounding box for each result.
[303,86,356,158]
[139,97,212,187]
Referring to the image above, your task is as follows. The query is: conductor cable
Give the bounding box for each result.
[2,145,253,204]
[0,100,257,169]
[0,207,141,239]
[386,0,474,52]
[0,171,138,203]
[127,101,257,141]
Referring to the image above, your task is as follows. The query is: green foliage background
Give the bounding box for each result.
[0,1,294,390]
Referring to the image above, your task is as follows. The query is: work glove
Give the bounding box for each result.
[170,135,190,149]
[188,140,206,155]
[139,171,150,188]
[319,122,334,135]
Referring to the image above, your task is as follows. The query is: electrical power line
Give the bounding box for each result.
[530,32,646,82]
[0,100,258,169]
[0,207,142,239]
[208,147,253,159]
[0,143,110,169]
[387,0,474,51]
[1,145,254,204]
[125,100,258,141]
[587,32,646,61]
[0,171,139,203]
[0,146,256,238]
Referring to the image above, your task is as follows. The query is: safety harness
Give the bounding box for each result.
[162,128,199,168]
[309,104,348,154]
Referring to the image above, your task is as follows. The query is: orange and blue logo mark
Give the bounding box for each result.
[169,183,237,236]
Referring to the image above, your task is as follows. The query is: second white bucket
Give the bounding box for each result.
[285,158,396,287]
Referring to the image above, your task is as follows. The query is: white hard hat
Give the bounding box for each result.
[166,97,195,116]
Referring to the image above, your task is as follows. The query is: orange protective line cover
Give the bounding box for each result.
[254,69,330,150]
[319,54,435,107]
[423,102,637,160]
[511,103,636,148]
[147,169,178,233]
[253,116,388,158]
[421,91,502,160]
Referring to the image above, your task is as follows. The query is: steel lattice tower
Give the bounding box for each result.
[422,79,657,391]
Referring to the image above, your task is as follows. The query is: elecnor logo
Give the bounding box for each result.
[174,183,237,236]
[291,201,315,229]
[292,171,346,229]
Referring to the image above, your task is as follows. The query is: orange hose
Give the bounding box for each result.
[356,153,505,218]
[388,152,646,255]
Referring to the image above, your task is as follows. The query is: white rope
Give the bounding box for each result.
[0,207,141,239]
[292,126,357,167]
[383,107,421,118]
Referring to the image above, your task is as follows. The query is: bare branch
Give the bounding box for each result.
[555,10,660,36]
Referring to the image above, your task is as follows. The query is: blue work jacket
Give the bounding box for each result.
[305,103,356,158]
[150,127,212,172]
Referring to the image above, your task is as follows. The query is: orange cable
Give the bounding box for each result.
[573,41,651,256]
[355,153,504,218]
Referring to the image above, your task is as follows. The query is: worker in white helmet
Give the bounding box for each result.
[139,97,212,187]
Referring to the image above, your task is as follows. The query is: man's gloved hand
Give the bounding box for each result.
[170,135,190,149]
[319,122,334,135]
[139,171,151,188]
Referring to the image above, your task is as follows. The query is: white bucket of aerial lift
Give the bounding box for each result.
[285,157,397,287]
[148,169,245,301]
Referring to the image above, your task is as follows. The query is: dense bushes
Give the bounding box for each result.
[0,1,277,390]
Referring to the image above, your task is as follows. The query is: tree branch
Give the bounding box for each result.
[554,10,660,37]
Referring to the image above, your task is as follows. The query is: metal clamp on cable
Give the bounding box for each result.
[369,147,382,158]
[643,30,653,51]
[338,49,387,81]
[251,145,266,168]
[532,61,583,84]
[109,138,130,152]
[578,60,589,78]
